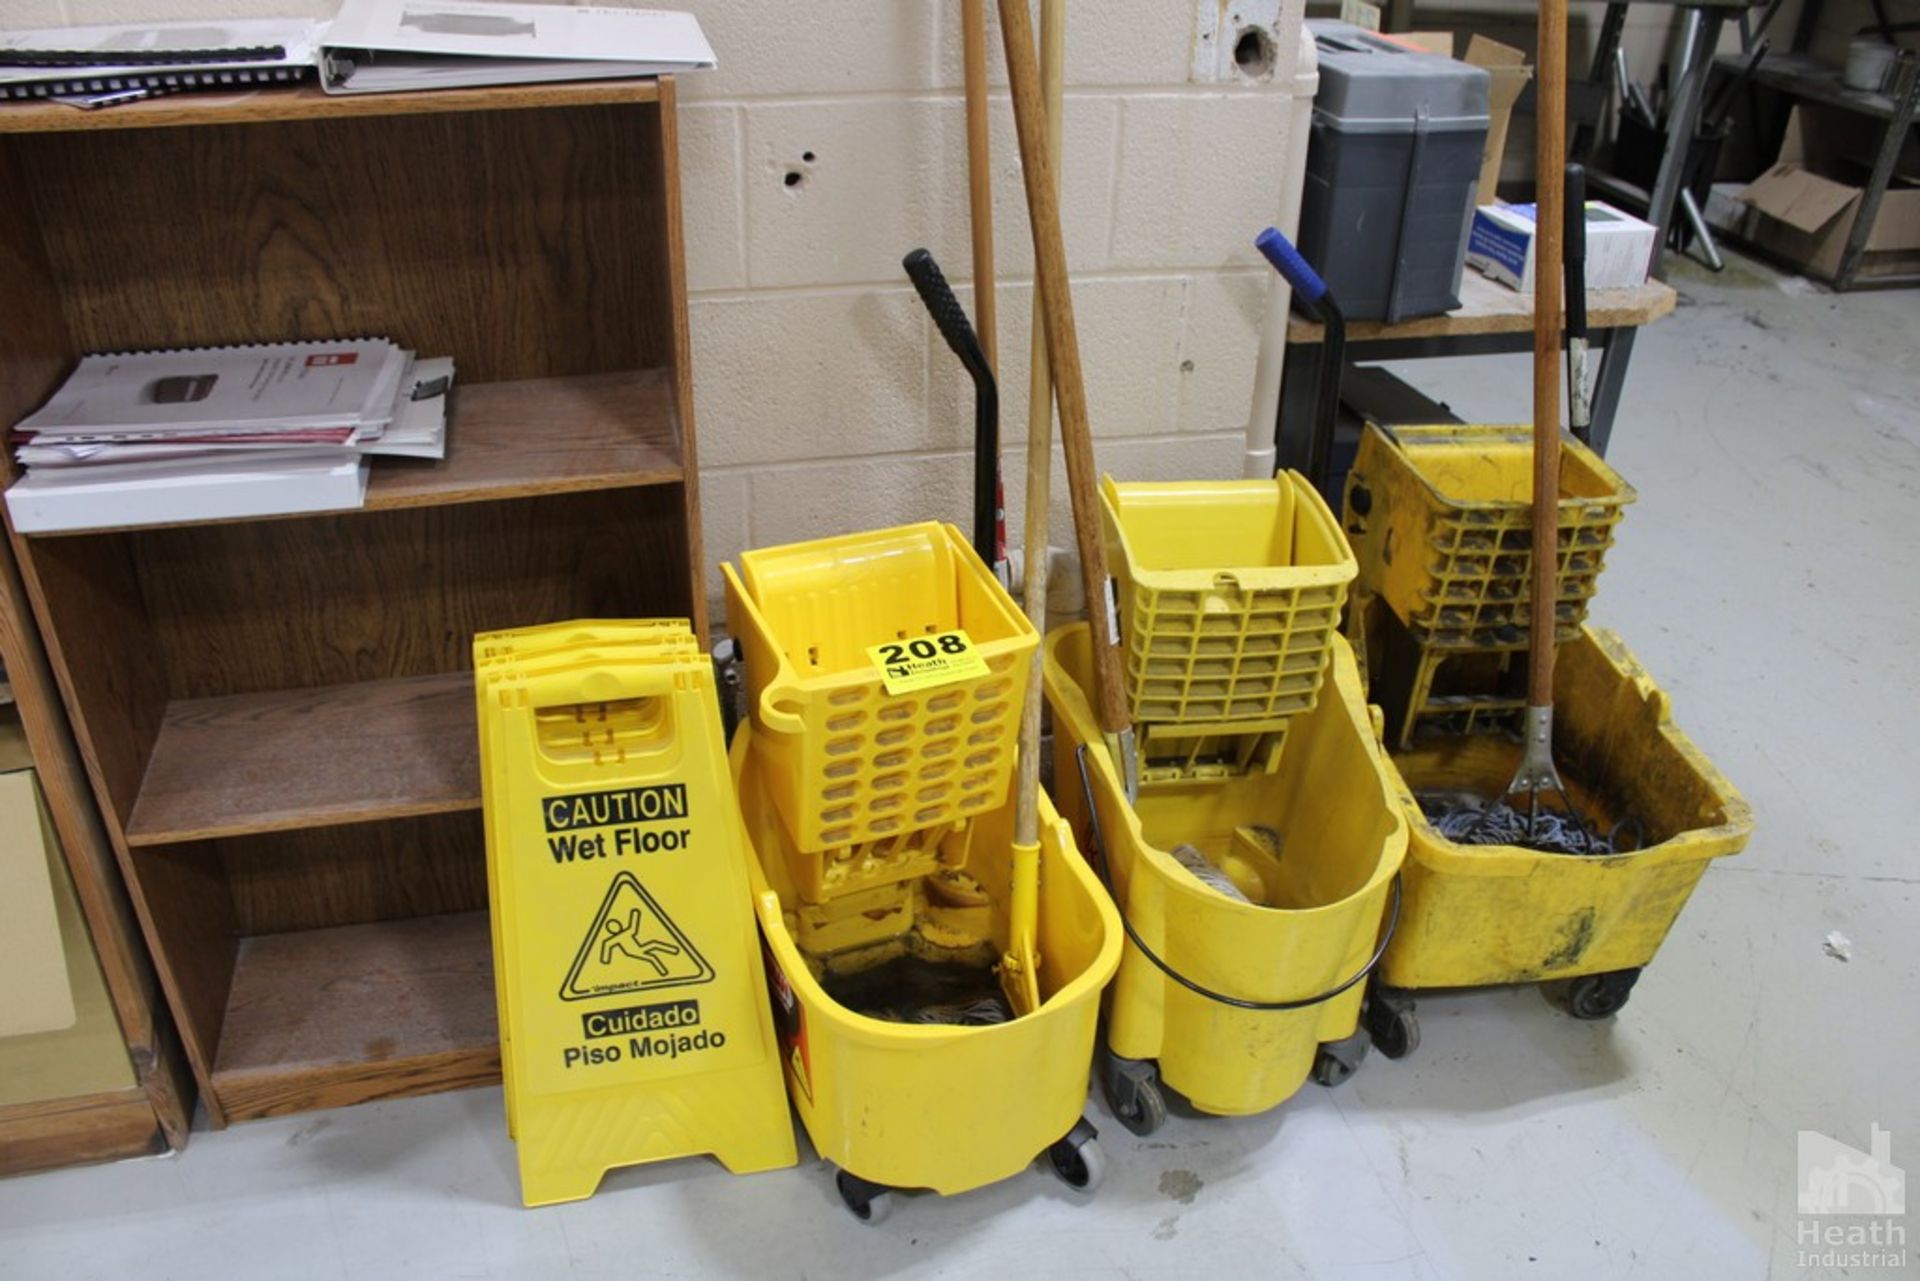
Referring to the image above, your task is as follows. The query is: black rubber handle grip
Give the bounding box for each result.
[902,248,988,376]
[1564,163,1588,342]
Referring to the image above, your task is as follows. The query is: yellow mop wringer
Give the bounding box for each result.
[475,619,795,1207]
[724,522,1120,1222]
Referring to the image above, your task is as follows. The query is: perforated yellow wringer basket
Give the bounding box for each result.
[722,522,1037,856]
[1342,424,1636,649]
[1101,474,1355,762]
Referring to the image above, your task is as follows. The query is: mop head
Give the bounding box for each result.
[822,954,1014,1027]
[1416,792,1628,856]
[1170,843,1254,904]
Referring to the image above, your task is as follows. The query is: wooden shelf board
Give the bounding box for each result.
[211,912,498,1122]
[1287,272,1678,344]
[27,368,684,538]
[0,78,661,135]
[126,672,479,847]
[0,1087,167,1177]
[366,368,682,511]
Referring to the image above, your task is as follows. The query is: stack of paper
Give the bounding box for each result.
[6,339,454,533]
[0,6,715,108]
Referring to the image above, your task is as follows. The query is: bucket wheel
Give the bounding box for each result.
[834,1169,895,1225]
[1311,1027,1372,1087]
[1099,1049,1167,1137]
[1043,1118,1106,1194]
[1566,967,1642,1020]
[1364,984,1420,1059]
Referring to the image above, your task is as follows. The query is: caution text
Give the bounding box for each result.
[544,783,688,833]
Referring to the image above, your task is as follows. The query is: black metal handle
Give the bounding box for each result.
[1564,163,1588,344]
[902,248,999,567]
[903,249,988,377]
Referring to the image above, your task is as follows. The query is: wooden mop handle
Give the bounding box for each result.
[1530,0,1568,710]
[998,0,1130,736]
[963,0,997,372]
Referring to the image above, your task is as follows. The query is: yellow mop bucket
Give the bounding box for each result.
[731,725,1121,1222]
[1044,623,1406,1127]
[1374,626,1751,1026]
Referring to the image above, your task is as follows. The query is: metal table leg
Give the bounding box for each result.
[1836,57,1920,289]
[1645,8,1726,276]
[1584,327,1636,456]
[1575,3,1631,162]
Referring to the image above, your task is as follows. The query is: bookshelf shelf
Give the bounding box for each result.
[126,672,479,846]
[0,78,703,1125]
[28,369,686,538]
[0,78,661,134]
[211,911,498,1121]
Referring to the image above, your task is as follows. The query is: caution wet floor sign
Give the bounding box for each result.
[475,621,795,1206]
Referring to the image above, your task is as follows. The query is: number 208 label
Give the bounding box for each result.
[866,628,991,695]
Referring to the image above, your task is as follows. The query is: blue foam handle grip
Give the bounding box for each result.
[1255,227,1327,304]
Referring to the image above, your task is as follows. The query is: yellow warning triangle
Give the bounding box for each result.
[559,870,713,1000]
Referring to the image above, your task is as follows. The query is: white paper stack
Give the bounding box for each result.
[6,340,455,533]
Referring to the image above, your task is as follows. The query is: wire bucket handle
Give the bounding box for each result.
[1073,743,1400,1013]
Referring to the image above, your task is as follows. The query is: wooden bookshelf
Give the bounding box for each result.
[0,78,705,1125]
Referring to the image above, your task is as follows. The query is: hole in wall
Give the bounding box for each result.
[802,150,816,162]
[1233,25,1275,79]
[784,169,804,188]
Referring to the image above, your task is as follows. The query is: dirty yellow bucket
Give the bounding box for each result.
[1044,624,1406,1127]
[1378,627,1751,1019]
[732,726,1121,1221]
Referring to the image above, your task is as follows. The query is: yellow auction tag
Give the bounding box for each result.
[866,628,990,695]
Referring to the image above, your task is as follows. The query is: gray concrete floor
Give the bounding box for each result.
[2,251,1916,1279]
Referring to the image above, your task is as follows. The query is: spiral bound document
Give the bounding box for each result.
[17,340,408,441]
[0,19,318,100]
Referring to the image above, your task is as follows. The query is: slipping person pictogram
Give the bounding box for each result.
[600,907,683,975]
[561,870,714,1000]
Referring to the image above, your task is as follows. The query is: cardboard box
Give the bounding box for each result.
[1736,105,1920,284]
[1409,31,1532,199]
[1467,199,1657,291]
[0,768,76,1039]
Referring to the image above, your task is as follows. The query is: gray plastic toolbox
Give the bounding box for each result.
[1298,22,1490,323]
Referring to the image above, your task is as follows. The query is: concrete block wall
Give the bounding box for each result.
[679,1,1305,621]
[3,0,1309,624]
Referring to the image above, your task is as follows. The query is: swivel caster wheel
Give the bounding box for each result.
[835,1169,895,1225]
[1312,1028,1372,1087]
[1044,1118,1106,1194]
[1364,985,1420,1060]
[1566,967,1642,1020]
[1099,1050,1167,1136]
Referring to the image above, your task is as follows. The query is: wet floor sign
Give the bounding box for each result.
[475,620,796,1206]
